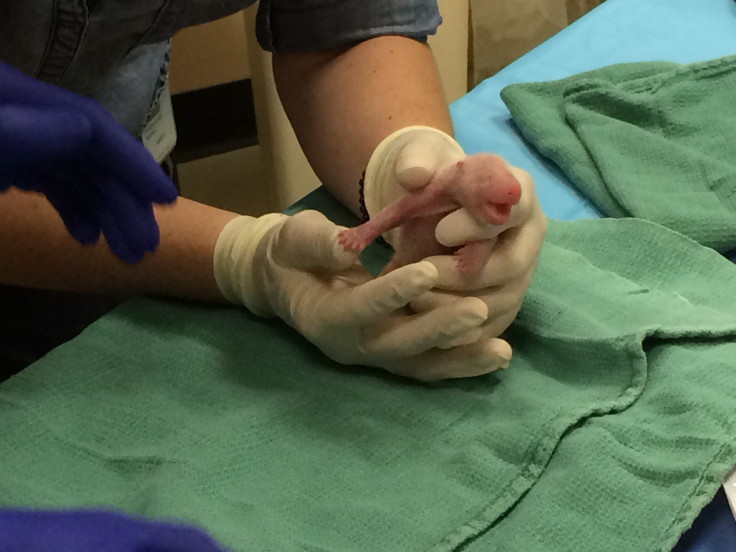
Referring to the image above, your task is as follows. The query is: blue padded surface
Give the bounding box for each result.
[450,0,736,221]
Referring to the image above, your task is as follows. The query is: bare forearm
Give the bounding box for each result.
[0,189,237,301]
[273,35,453,214]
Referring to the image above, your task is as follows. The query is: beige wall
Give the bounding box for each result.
[469,0,606,85]
[430,0,470,104]
[169,12,251,94]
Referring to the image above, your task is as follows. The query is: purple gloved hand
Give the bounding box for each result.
[0,508,227,552]
[0,60,178,263]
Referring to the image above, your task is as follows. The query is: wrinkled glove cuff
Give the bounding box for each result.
[213,213,288,315]
[362,126,464,245]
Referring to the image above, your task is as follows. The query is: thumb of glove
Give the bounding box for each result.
[363,126,465,247]
[365,127,465,214]
[273,210,359,272]
[392,127,465,191]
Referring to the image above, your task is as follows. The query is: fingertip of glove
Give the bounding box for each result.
[456,296,489,322]
[330,241,360,269]
[438,327,485,349]
[111,239,145,263]
[483,339,512,370]
[100,224,141,265]
[144,227,161,254]
[395,165,434,191]
[149,173,179,204]
[391,260,439,293]
[494,357,511,371]
[62,217,101,246]
[412,260,439,281]
[118,249,146,264]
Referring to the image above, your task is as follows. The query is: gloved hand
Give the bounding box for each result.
[213,210,511,381]
[0,60,178,263]
[0,508,226,552]
[363,126,547,346]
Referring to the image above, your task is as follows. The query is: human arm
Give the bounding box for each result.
[0,189,507,380]
[273,32,547,343]
[0,30,509,379]
[273,35,452,214]
[0,188,235,301]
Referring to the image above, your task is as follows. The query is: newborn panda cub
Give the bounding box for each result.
[339,153,522,275]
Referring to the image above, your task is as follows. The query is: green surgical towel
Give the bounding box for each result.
[3,57,736,551]
[1,215,736,552]
[501,55,736,252]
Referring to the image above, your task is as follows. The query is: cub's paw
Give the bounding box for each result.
[338,228,372,252]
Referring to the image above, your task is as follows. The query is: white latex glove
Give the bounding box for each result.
[364,126,547,346]
[213,210,512,381]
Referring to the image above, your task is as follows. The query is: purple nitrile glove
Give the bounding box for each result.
[0,60,178,263]
[0,508,228,552]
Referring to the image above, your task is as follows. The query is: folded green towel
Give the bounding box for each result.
[501,56,736,252]
[1,214,735,552]
[3,57,736,551]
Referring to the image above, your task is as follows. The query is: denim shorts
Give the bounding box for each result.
[0,0,441,135]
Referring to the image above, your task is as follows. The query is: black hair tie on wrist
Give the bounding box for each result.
[358,171,370,223]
